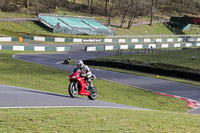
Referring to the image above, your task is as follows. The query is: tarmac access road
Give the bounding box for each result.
[13,51,200,114]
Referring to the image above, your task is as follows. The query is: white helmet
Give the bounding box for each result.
[76,60,84,68]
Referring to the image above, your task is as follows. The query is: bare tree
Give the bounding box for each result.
[26,0,30,8]
[108,0,115,25]
[2,0,200,23]
[0,0,4,12]
[90,0,94,13]
[88,0,90,10]
[155,0,158,8]
[127,0,142,29]
[150,0,154,26]
[105,0,109,14]
[120,0,134,28]
[116,0,122,15]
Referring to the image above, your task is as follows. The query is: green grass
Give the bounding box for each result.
[0,21,49,37]
[0,108,200,133]
[97,48,200,69]
[0,21,105,38]
[116,23,174,35]
[54,8,198,36]
[0,11,35,19]
[0,50,190,112]
[0,42,28,44]
[55,7,167,25]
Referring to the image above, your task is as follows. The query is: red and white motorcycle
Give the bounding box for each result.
[68,68,97,100]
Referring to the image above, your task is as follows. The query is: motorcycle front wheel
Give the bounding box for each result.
[68,82,79,98]
[88,86,97,100]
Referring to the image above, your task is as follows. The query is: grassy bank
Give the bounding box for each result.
[0,108,199,133]
[1,11,200,38]
[0,13,197,38]
[95,48,200,70]
[0,12,35,19]
[0,50,190,112]
[0,21,104,38]
[87,48,200,86]
[1,20,198,39]
[0,21,173,38]
[115,23,174,35]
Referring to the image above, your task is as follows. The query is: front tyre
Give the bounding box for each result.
[68,82,79,98]
[88,86,97,100]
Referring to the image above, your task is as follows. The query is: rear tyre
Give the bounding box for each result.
[68,82,79,98]
[88,86,97,100]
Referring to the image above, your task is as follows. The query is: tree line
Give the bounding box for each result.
[0,0,200,28]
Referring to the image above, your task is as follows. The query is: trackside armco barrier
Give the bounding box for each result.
[22,35,200,43]
[85,43,200,51]
[0,37,22,42]
[0,45,71,52]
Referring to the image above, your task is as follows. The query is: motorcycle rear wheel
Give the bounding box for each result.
[68,82,79,98]
[88,86,97,100]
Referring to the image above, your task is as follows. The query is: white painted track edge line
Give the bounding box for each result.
[0,106,152,110]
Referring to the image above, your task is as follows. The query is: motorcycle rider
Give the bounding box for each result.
[76,60,93,86]
[63,57,71,65]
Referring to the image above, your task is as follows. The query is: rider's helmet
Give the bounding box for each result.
[68,57,71,60]
[76,60,84,68]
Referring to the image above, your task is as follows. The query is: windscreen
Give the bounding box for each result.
[72,68,80,74]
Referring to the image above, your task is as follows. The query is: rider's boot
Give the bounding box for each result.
[85,85,89,90]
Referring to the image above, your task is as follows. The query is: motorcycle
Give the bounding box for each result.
[62,59,70,65]
[68,68,97,100]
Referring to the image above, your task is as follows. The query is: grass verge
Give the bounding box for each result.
[0,50,190,112]
[0,108,200,133]
[0,42,28,44]
[0,21,105,38]
[88,49,200,86]
[0,12,35,19]
[96,48,200,69]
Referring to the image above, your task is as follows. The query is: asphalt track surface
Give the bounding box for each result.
[12,51,200,114]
